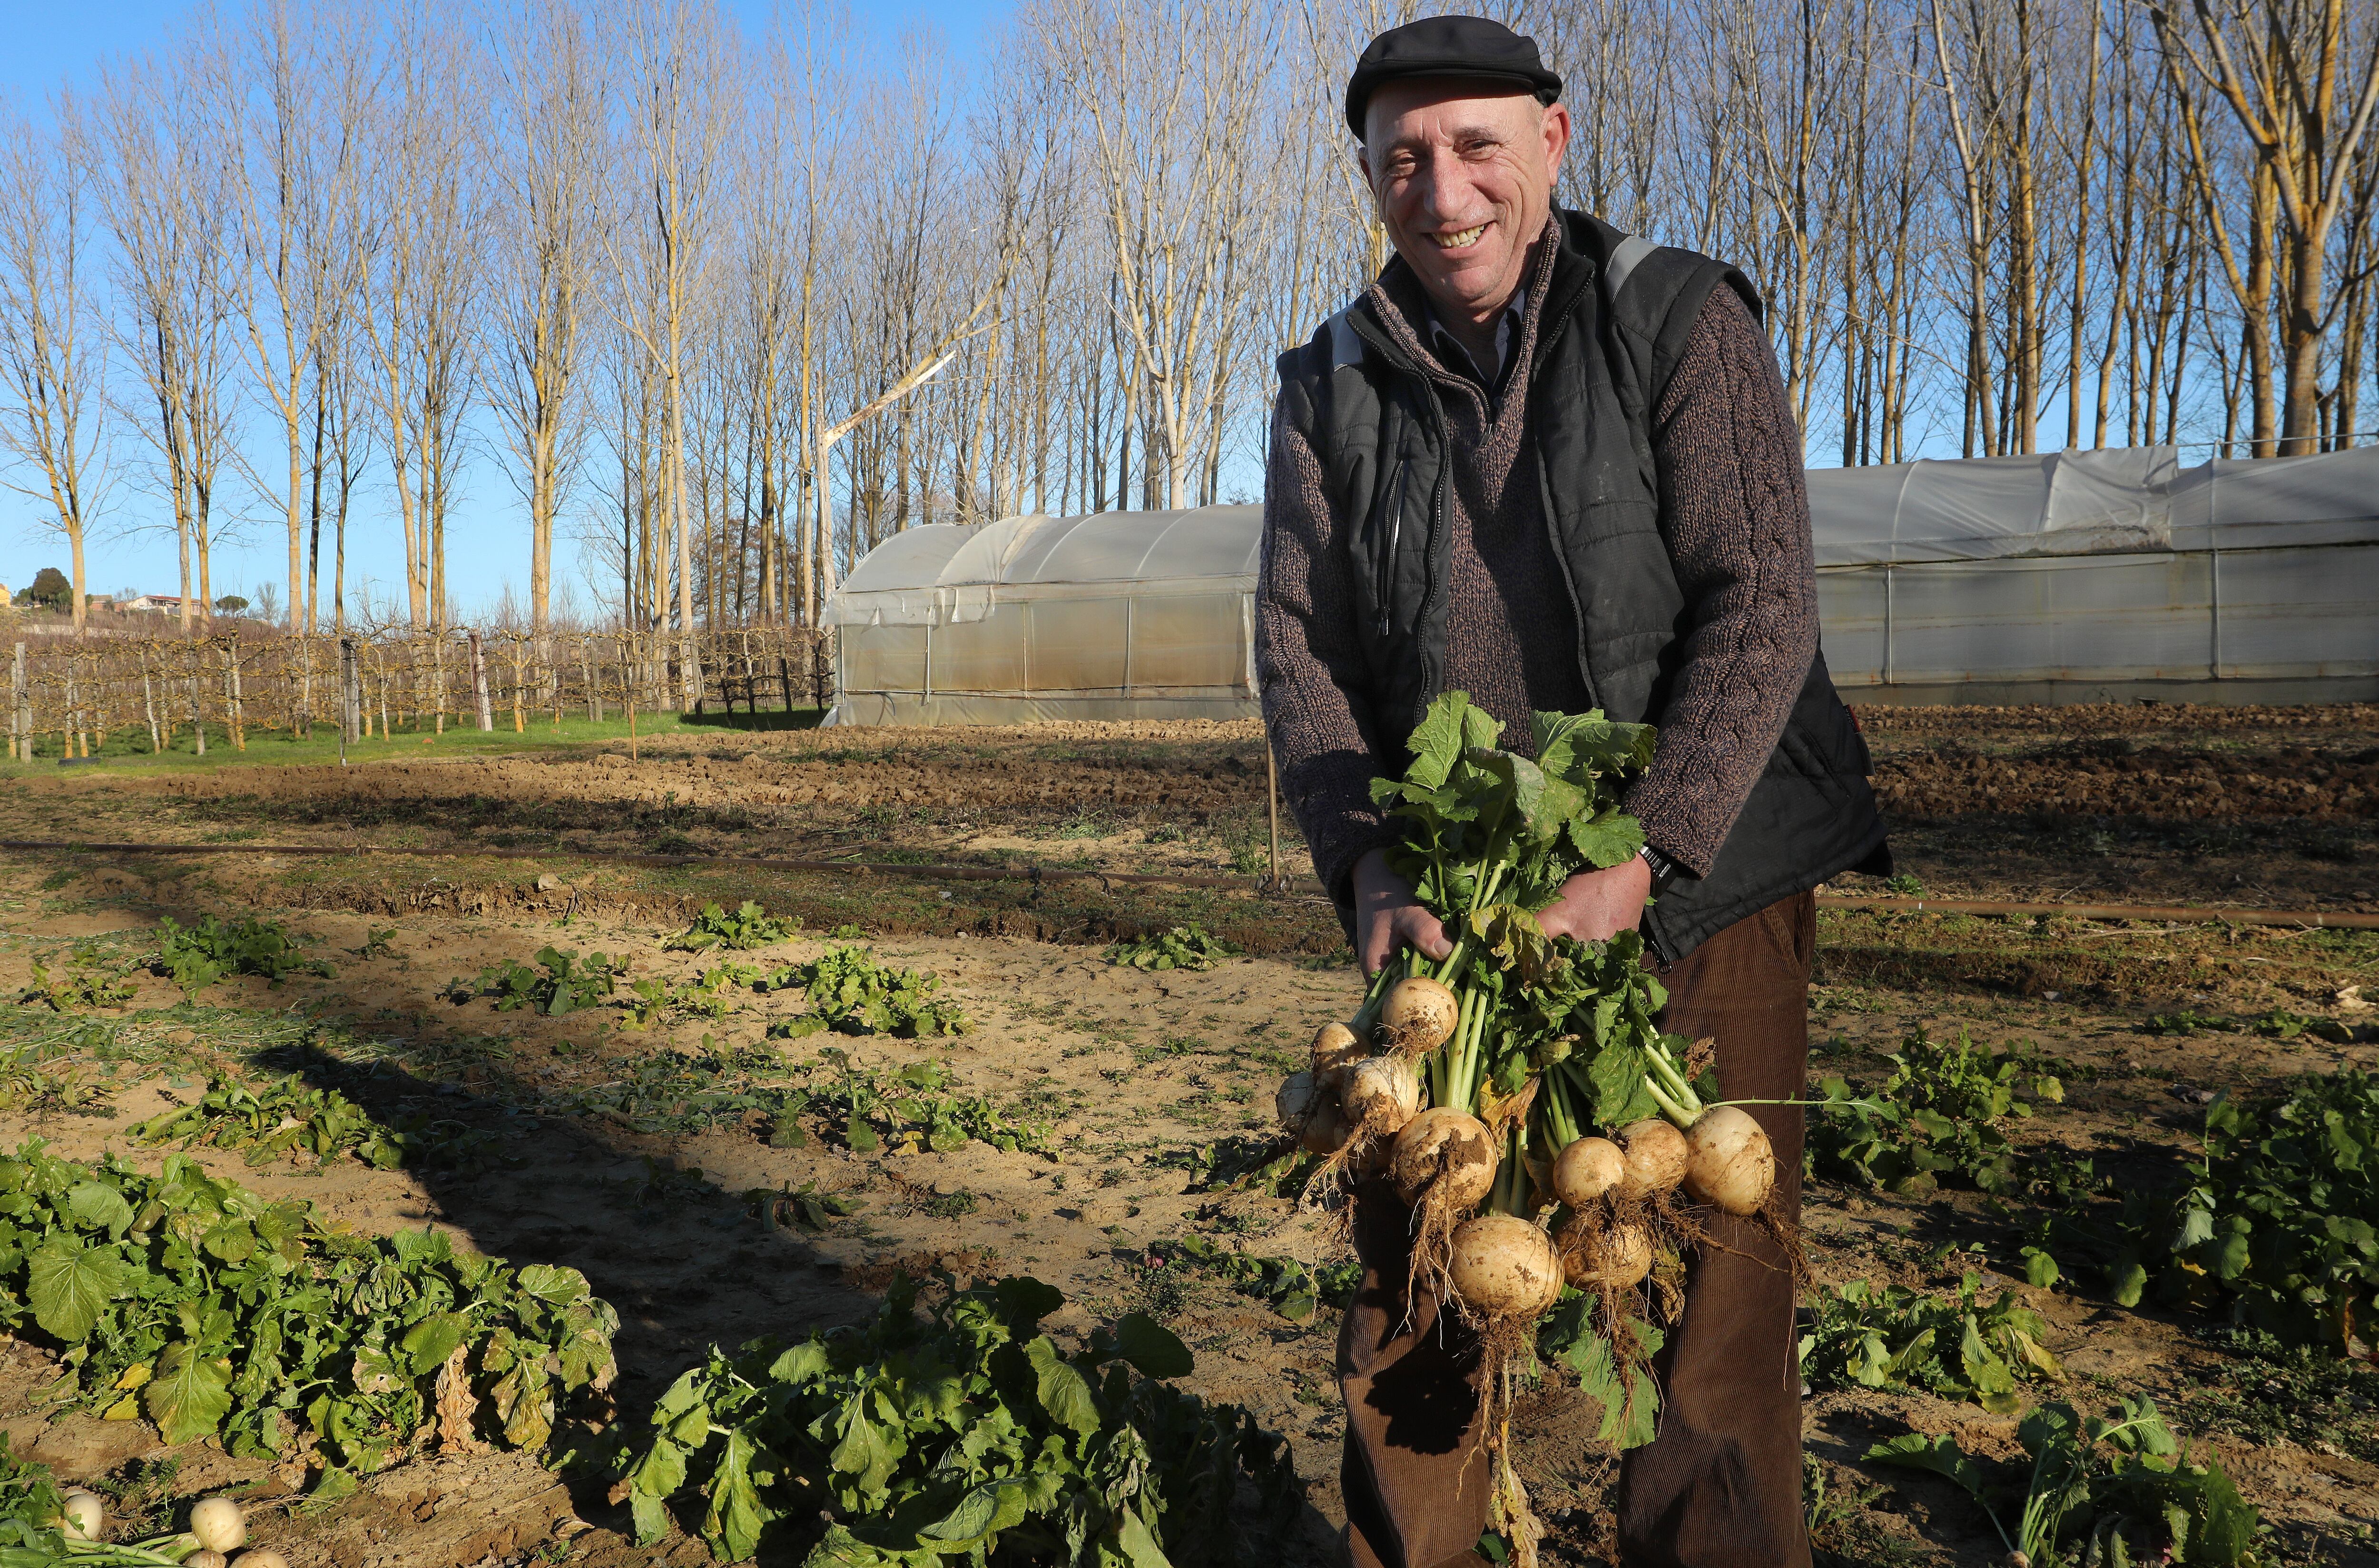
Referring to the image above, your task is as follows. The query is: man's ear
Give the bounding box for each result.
[1540,101,1572,177]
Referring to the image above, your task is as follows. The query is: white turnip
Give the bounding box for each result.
[1340,1057,1422,1138]
[1310,1021,1365,1087]
[187,1553,228,1568]
[1447,1215,1565,1320]
[57,1489,102,1541]
[1551,1137,1625,1209]
[1382,976,1460,1052]
[1556,1215,1653,1290]
[1388,1107,1498,1209]
[190,1497,247,1555]
[1615,1119,1688,1199]
[1681,1104,1774,1215]
[1300,1098,1353,1155]
[1276,1070,1320,1129]
[232,1553,289,1568]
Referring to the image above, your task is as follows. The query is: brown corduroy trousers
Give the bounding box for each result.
[1337,892,1816,1568]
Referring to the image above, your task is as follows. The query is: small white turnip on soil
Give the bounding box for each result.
[57,1490,102,1541]
[189,1496,247,1554]
[186,1553,228,1568]
[231,1552,289,1568]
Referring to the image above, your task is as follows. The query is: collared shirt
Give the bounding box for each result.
[1422,291,1526,392]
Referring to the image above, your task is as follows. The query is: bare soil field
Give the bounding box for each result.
[0,704,2374,1568]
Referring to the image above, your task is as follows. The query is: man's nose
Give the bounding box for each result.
[1414,147,1466,216]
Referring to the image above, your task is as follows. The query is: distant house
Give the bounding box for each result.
[120,594,186,614]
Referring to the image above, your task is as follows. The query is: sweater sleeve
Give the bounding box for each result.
[1255,392,1400,905]
[1624,285,1819,877]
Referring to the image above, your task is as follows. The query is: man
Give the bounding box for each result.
[1255,17,1890,1568]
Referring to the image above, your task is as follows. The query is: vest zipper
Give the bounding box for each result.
[1532,275,1601,709]
[1408,380,1454,732]
[1375,464,1404,640]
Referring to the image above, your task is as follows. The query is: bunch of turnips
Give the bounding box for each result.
[1276,693,1796,1566]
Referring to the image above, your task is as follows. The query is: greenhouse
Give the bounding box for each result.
[822,507,1262,725]
[821,445,2379,724]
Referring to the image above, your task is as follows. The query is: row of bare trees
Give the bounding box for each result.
[1,0,2374,639]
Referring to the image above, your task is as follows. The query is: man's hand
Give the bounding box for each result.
[1535,855,1653,943]
[1353,847,1453,977]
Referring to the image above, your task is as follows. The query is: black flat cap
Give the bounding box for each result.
[1344,16,1561,139]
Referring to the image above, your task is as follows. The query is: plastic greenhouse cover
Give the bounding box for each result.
[1807,443,2379,566]
[825,507,1260,627]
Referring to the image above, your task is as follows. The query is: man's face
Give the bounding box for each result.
[1359,79,1569,318]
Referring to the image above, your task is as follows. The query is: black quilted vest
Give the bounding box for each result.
[1270,209,1889,960]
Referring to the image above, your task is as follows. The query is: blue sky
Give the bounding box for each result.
[0,0,1007,614]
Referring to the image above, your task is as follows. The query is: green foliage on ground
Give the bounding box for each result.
[1867,1396,2260,1565]
[1144,1234,1359,1323]
[14,947,137,1012]
[762,945,971,1038]
[130,1075,409,1169]
[1800,1273,2062,1413]
[2108,1070,2378,1353]
[1103,926,1235,973]
[664,901,801,953]
[0,1142,616,1489]
[153,915,333,994]
[1809,1028,2064,1196]
[615,1274,1297,1565]
[448,947,628,1017]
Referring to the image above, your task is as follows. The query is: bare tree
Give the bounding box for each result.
[2150,0,2379,454]
[487,0,604,631]
[0,102,110,632]
[91,50,236,633]
[1039,0,1277,509]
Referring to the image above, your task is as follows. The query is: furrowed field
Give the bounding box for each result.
[0,703,2372,1568]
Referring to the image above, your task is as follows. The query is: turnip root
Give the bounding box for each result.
[1681,1104,1774,1215]
[1615,1119,1688,1199]
[1446,1215,1565,1321]
[232,1553,290,1568]
[58,1489,102,1541]
[187,1553,228,1568]
[1382,976,1459,1052]
[1556,1214,1653,1290]
[1389,1107,1498,1209]
[1300,1097,1352,1155]
[190,1497,247,1554]
[1551,1136,1625,1209]
[1339,1056,1422,1139]
[1275,1070,1320,1129]
[1310,1022,1365,1087]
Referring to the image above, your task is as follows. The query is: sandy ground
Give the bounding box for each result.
[0,707,2373,1565]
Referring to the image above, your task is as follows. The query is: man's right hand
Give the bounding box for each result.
[1353,846,1453,978]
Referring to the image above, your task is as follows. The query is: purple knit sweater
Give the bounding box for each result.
[1256,224,1819,902]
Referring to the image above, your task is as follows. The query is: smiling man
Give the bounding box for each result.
[1255,16,1890,1568]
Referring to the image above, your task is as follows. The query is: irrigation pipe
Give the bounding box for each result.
[6,836,2378,930]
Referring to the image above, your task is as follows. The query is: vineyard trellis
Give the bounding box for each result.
[2,626,833,761]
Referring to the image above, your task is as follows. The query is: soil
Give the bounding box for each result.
[0,706,2373,1567]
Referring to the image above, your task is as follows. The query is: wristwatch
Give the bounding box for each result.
[1637,843,1679,895]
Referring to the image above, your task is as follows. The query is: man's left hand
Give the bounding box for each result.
[1535,856,1653,943]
